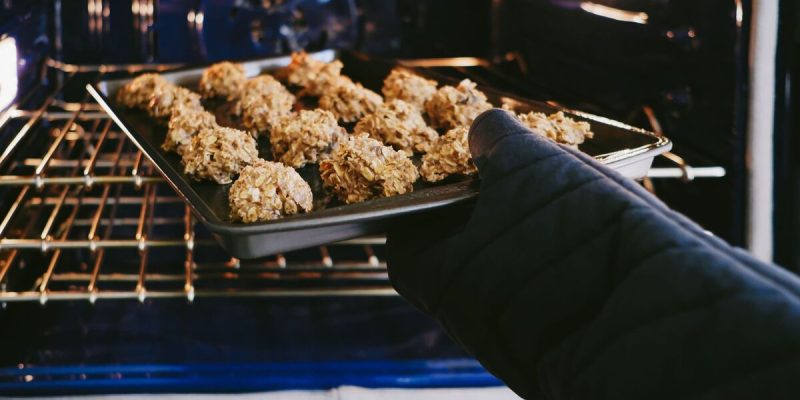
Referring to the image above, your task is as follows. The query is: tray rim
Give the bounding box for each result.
[86,50,672,237]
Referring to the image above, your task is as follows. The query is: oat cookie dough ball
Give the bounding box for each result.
[147,84,203,119]
[318,80,383,123]
[381,68,438,110]
[162,106,218,156]
[116,73,170,109]
[425,79,492,129]
[419,126,477,182]
[270,109,344,168]
[319,133,418,204]
[283,51,344,96]
[238,75,296,135]
[199,61,247,100]
[353,99,438,154]
[516,111,594,147]
[240,74,289,97]
[182,126,259,184]
[229,159,313,223]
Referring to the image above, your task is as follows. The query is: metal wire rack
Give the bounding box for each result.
[0,71,395,304]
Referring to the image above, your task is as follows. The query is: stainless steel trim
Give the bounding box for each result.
[647,166,727,179]
[746,0,778,261]
[0,288,399,303]
[398,57,491,68]
[0,175,163,186]
[47,58,184,73]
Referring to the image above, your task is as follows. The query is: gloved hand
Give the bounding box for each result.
[388,107,586,318]
[386,109,800,400]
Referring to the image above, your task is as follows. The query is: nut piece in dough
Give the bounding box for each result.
[353,99,438,154]
[283,51,344,96]
[318,80,384,123]
[516,111,594,147]
[199,61,247,100]
[182,126,259,184]
[425,79,492,129]
[238,75,296,136]
[270,109,345,168]
[147,84,203,119]
[382,68,438,110]
[116,73,170,109]
[229,159,313,223]
[319,133,418,204]
[419,126,476,182]
[163,106,218,156]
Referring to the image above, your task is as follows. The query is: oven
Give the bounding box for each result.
[0,0,784,396]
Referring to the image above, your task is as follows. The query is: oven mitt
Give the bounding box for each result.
[386,109,800,399]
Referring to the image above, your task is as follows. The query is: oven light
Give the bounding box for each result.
[735,0,744,28]
[580,2,649,25]
[0,37,18,111]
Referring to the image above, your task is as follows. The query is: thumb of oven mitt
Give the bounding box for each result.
[386,108,800,399]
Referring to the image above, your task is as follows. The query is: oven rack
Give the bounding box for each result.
[0,71,395,304]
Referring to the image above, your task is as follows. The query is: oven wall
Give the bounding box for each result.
[52,0,359,63]
[357,0,491,58]
[48,0,492,64]
[492,0,750,246]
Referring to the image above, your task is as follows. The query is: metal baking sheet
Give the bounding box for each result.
[87,50,671,259]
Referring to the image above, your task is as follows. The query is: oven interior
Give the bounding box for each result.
[0,0,749,395]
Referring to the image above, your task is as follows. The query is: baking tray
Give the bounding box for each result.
[87,50,671,259]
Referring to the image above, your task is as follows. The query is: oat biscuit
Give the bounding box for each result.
[425,79,492,129]
[162,106,218,156]
[319,133,418,204]
[419,126,476,182]
[318,80,383,123]
[229,159,313,222]
[353,99,438,154]
[516,111,594,147]
[284,51,344,96]
[198,61,247,100]
[381,68,438,111]
[182,126,259,184]
[270,109,344,168]
[116,73,170,109]
[238,75,296,135]
[147,84,203,119]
